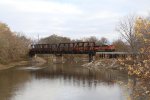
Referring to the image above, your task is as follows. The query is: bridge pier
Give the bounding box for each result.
[53,55,64,63]
[89,53,95,62]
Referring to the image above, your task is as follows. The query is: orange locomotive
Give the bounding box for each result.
[94,45,115,52]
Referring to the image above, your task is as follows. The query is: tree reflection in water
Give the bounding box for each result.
[0,63,149,100]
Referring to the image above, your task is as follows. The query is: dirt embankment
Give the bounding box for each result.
[82,59,123,70]
[0,61,29,70]
[0,57,47,70]
[31,56,47,66]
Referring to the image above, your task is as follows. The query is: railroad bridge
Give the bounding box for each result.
[29,42,128,62]
[29,42,97,62]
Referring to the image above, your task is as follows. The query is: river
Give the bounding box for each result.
[0,62,146,100]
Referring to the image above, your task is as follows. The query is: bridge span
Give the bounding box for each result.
[29,42,129,62]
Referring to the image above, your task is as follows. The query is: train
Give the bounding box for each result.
[31,42,115,52]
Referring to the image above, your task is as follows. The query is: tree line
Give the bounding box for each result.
[39,34,109,45]
[0,22,30,64]
[38,34,128,52]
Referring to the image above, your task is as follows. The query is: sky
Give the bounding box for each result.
[0,0,150,40]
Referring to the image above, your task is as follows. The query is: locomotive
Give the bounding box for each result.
[94,45,115,52]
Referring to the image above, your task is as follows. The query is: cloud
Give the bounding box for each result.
[0,0,150,41]
[0,0,82,14]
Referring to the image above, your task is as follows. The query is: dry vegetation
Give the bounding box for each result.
[0,22,30,64]
[117,16,150,79]
[116,16,150,99]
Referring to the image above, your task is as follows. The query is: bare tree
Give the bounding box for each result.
[116,15,139,53]
[83,36,98,43]
[112,39,128,52]
[99,37,109,45]
[83,36,109,45]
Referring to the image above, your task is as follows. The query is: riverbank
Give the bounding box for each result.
[0,60,29,70]
[0,57,47,70]
[82,58,150,98]
[82,59,124,71]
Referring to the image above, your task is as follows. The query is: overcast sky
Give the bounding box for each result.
[0,0,150,40]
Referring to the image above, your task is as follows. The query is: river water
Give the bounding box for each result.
[0,63,139,100]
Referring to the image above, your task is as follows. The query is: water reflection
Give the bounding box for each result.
[31,63,128,88]
[0,63,132,100]
[0,69,31,100]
